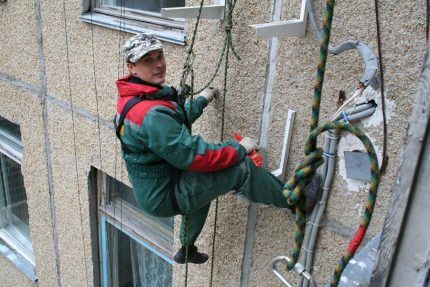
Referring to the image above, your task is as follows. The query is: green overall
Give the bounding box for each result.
[116,75,291,246]
[176,157,291,244]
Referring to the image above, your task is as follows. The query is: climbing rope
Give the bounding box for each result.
[178,0,240,97]
[374,0,388,174]
[427,0,430,42]
[176,1,240,286]
[280,1,380,286]
[209,2,240,285]
[179,2,205,286]
[61,0,90,286]
[178,0,205,97]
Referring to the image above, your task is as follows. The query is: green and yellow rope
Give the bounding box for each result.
[281,1,380,286]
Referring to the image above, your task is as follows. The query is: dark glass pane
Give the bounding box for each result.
[134,239,172,286]
[101,0,185,13]
[0,116,21,141]
[107,223,172,287]
[1,155,30,237]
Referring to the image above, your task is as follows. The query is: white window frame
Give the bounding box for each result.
[80,0,186,45]
[0,117,36,281]
[96,171,174,287]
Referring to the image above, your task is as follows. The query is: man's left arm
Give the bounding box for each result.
[184,96,208,123]
[184,87,219,123]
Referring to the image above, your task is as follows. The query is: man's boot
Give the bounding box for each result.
[174,244,208,264]
[304,174,324,213]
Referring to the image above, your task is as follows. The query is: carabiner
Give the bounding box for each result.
[270,256,318,287]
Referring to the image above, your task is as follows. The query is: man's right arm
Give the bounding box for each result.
[138,106,247,172]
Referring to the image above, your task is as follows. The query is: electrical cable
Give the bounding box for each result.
[374,0,389,174]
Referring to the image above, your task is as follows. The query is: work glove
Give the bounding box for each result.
[233,133,263,167]
[200,87,219,103]
[239,136,259,154]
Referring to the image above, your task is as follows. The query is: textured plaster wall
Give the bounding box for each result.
[0,0,426,286]
[251,0,426,286]
[173,0,273,286]
[0,255,36,286]
[0,0,39,86]
[0,81,57,285]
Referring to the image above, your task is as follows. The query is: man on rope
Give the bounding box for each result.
[115,33,322,264]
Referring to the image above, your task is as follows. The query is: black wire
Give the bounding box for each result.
[62,0,90,285]
[374,0,388,174]
[427,0,429,42]
[90,0,104,195]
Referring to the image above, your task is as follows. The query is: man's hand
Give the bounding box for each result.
[200,87,219,103]
[239,137,259,154]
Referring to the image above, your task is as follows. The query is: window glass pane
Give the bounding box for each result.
[0,117,21,142]
[106,222,172,287]
[100,0,185,13]
[100,173,174,256]
[105,174,174,230]
[0,154,30,240]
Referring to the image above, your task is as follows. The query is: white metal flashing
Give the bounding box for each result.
[250,0,308,39]
[271,109,296,181]
[161,0,225,20]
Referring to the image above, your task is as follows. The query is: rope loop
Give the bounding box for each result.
[282,148,324,206]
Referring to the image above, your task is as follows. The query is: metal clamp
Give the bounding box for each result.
[270,256,318,287]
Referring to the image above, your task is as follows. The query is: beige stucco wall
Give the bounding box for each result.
[0,0,426,286]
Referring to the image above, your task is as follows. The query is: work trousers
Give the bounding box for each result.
[175,157,292,245]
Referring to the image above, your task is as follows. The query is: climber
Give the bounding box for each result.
[115,33,322,264]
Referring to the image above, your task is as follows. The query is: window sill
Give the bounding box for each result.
[0,238,37,282]
[79,12,186,45]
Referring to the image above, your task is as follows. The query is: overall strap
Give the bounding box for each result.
[115,96,145,153]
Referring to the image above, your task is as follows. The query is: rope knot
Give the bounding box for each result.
[224,23,232,33]
[282,148,324,206]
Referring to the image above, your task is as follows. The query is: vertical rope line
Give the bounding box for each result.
[179,0,205,91]
[209,1,233,284]
[179,2,204,286]
[184,215,190,287]
[209,40,229,287]
[427,0,429,42]
[374,0,388,174]
[309,0,335,150]
[282,0,336,271]
[90,1,104,183]
[62,1,89,285]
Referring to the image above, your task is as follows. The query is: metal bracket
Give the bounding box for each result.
[272,109,296,181]
[250,0,308,38]
[270,256,318,287]
[161,0,225,20]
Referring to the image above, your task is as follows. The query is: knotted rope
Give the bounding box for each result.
[178,1,241,286]
[281,1,380,286]
[179,0,240,97]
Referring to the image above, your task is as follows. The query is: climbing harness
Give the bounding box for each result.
[276,1,380,287]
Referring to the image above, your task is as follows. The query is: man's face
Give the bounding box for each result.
[128,49,166,85]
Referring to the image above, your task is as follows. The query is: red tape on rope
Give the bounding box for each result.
[347,226,367,254]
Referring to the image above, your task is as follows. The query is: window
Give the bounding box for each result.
[96,171,174,287]
[0,116,36,279]
[80,0,186,45]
